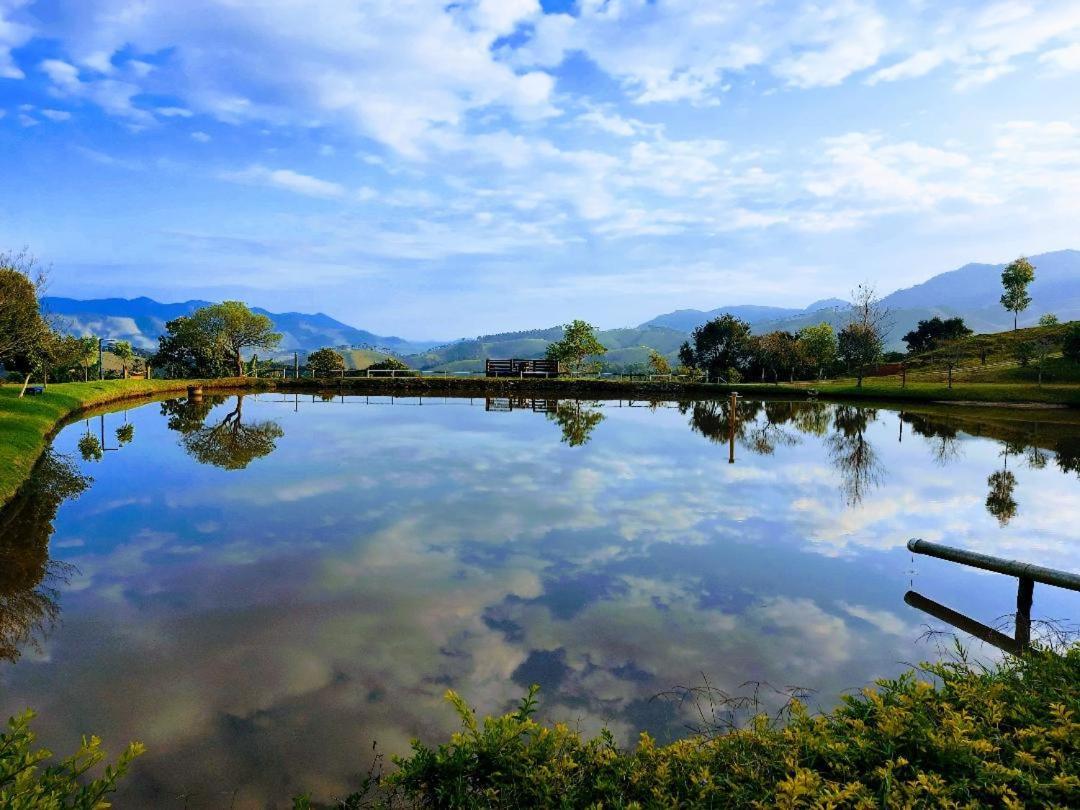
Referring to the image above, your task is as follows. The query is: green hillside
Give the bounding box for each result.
[406,325,686,372]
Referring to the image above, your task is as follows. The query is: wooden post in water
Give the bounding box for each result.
[187,385,203,401]
[1016,576,1034,648]
[728,391,738,464]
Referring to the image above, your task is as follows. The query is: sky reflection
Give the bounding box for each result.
[1,393,1078,808]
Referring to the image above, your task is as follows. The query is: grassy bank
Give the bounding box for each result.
[298,646,1080,808]
[812,378,1080,406]
[0,378,269,509]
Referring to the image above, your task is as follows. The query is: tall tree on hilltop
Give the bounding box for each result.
[1000,257,1035,331]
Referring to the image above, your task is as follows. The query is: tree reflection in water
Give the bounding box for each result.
[162,394,284,469]
[902,413,962,466]
[986,442,1020,526]
[0,450,89,663]
[827,406,883,507]
[547,400,605,447]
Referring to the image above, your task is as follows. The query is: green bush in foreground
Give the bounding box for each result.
[308,645,1079,808]
[0,710,143,809]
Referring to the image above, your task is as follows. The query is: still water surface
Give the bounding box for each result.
[2,392,1079,807]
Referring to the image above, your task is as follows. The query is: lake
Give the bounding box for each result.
[2,392,1078,807]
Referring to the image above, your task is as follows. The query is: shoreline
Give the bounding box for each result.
[2,375,1077,511]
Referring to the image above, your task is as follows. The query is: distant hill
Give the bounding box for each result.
[641,250,1080,349]
[406,325,688,372]
[641,300,848,332]
[41,296,438,355]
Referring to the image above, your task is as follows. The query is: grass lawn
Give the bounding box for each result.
[811,377,1080,406]
[0,378,265,509]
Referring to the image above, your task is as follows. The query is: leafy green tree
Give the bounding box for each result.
[1038,313,1059,327]
[367,356,410,372]
[679,314,753,378]
[76,336,98,381]
[153,316,228,378]
[112,340,134,378]
[0,254,53,396]
[1000,257,1035,330]
[545,320,606,374]
[901,316,972,354]
[1063,323,1080,363]
[647,349,671,376]
[198,301,282,377]
[797,323,837,379]
[308,347,345,377]
[755,331,799,383]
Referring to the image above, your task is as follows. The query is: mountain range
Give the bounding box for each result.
[41,249,1080,370]
[41,296,438,355]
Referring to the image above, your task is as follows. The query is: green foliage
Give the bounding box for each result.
[1040,313,1060,327]
[76,433,102,462]
[368,356,411,372]
[680,314,753,377]
[902,316,973,354]
[379,647,1080,809]
[1064,323,1080,362]
[546,400,605,446]
[1001,256,1036,329]
[646,349,670,376]
[797,322,837,377]
[837,322,883,386]
[110,340,134,375]
[545,320,606,374]
[152,302,281,378]
[308,347,346,377]
[1015,340,1034,367]
[0,710,143,809]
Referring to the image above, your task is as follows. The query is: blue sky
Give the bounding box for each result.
[1,0,1078,338]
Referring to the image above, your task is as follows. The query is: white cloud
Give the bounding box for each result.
[40,108,72,122]
[220,164,346,199]
[1040,43,1080,72]
[40,0,558,157]
[191,130,211,142]
[0,0,33,79]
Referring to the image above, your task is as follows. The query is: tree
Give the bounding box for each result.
[647,349,671,376]
[838,285,889,388]
[196,301,282,377]
[153,316,229,378]
[545,320,606,374]
[1063,323,1080,363]
[679,314,753,378]
[0,253,53,396]
[755,331,799,383]
[368,356,410,372]
[798,323,837,379]
[308,347,345,377]
[152,302,280,378]
[901,316,972,354]
[828,406,883,506]
[1000,257,1035,330]
[112,340,134,378]
[76,336,98,381]
[1039,313,1059,327]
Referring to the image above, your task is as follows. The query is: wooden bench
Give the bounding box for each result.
[485,358,560,378]
[25,386,45,396]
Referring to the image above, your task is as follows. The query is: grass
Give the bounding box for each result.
[810,378,1080,406]
[296,644,1080,808]
[0,378,268,509]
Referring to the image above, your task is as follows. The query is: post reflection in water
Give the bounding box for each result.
[0,393,1078,808]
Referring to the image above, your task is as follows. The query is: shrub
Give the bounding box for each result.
[0,710,143,808]
[1064,323,1080,363]
[347,646,1080,809]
